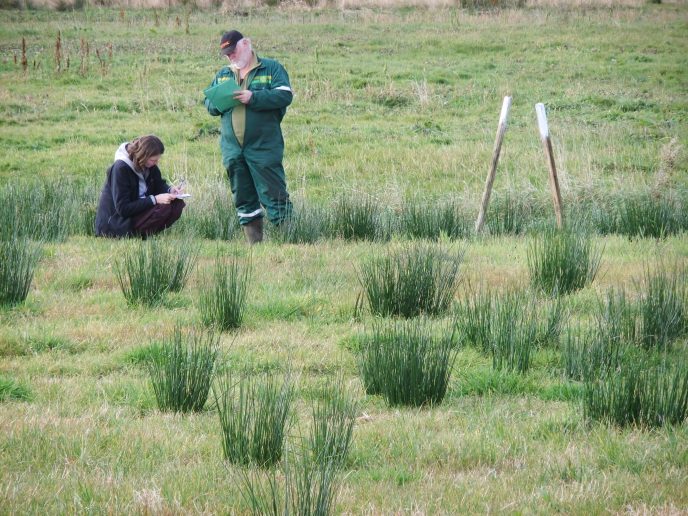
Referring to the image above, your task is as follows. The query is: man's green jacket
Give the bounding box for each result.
[205,56,293,169]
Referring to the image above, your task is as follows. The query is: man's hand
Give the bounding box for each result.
[233,89,253,105]
[155,193,176,205]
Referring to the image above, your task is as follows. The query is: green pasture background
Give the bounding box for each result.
[1,4,686,199]
[1,3,688,513]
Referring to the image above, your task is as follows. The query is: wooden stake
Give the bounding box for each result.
[475,96,512,234]
[536,103,563,228]
[54,30,62,73]
[21,37,27,73]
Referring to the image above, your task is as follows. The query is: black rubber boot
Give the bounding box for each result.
[243,218,264,244]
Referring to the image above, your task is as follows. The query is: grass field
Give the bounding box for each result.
[1,2,688,513]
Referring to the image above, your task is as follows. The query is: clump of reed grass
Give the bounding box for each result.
[595,287,639,346]
[199,250,251,331]
[307,377,359,469]
[486,191,544,236]
[357,331,385,396]
[0,180,93,242]
[238,444,340,515]
[0,237,42,307]
[146,326,219,413]
[584,360,688,427]
[562,287,641,381]
[527,226,602,295]
[453,287,493,352]
[328,195,379,241]
[455,288,558,369]
[535,295,567,347]
[614,192,682,239]
[188,189,240,240]
[358,319,457,407]
[114,237,197,306]
[214,372,295,468]
[274,203,327,244]
[399,199,470,240]
[358,242,464,318]
[489,291,538,373]
[562,326,628,381]
[636,264,687,349]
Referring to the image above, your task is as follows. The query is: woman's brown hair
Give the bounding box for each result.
[127,135,165,171]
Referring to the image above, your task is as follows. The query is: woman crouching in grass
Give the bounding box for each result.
[95,135,185,238]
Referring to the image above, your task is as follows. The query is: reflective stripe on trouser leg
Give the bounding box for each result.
[245,158,292,226]
[226,156,263,225]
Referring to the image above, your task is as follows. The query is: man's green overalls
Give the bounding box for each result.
[205,53,293,226]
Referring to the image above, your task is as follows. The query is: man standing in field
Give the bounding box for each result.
[205,30,294,244]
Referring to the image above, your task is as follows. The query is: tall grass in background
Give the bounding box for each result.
[528,226,602,295]
[595,287,639,346]
[0,237,42,307]
[562,287,638,381]
[536,295,567,347]
[274,202,328,244]
[146,326,219,413]
[214,372,295,468]
[78,179,101,236]
[612,192,684,239]
[199,250,251,331]
[584,361,688,428]
[0,180,97,241]
[581,266,687,351]
[114,237,197,306]
[486,191,547,236]
[636,264,687,350]
[455,288,564,360]
[453,287,493,352]
[358,319,457,407]
[562,326,629,381]
[187,187,240,240]
[307,377,359,469]
[358,242,464,318]
[399,198,470,240]
[328,195,381,241]
[489,291,538,373]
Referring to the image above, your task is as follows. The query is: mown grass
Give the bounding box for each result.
[1,3,687,513]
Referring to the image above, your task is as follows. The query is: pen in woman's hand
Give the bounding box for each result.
[171,178,186,195]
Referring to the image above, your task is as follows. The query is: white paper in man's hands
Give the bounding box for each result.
[175,193,191,199]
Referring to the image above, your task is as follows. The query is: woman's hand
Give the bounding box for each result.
[169,179,186,195]
[155,193,176,205]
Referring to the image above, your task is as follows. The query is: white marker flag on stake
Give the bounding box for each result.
[499,96,512,127]
[474,96,512,234]
[536,102,549,139]
[535,101,563,228]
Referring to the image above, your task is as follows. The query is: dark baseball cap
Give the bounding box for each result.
[220,30,243,55]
